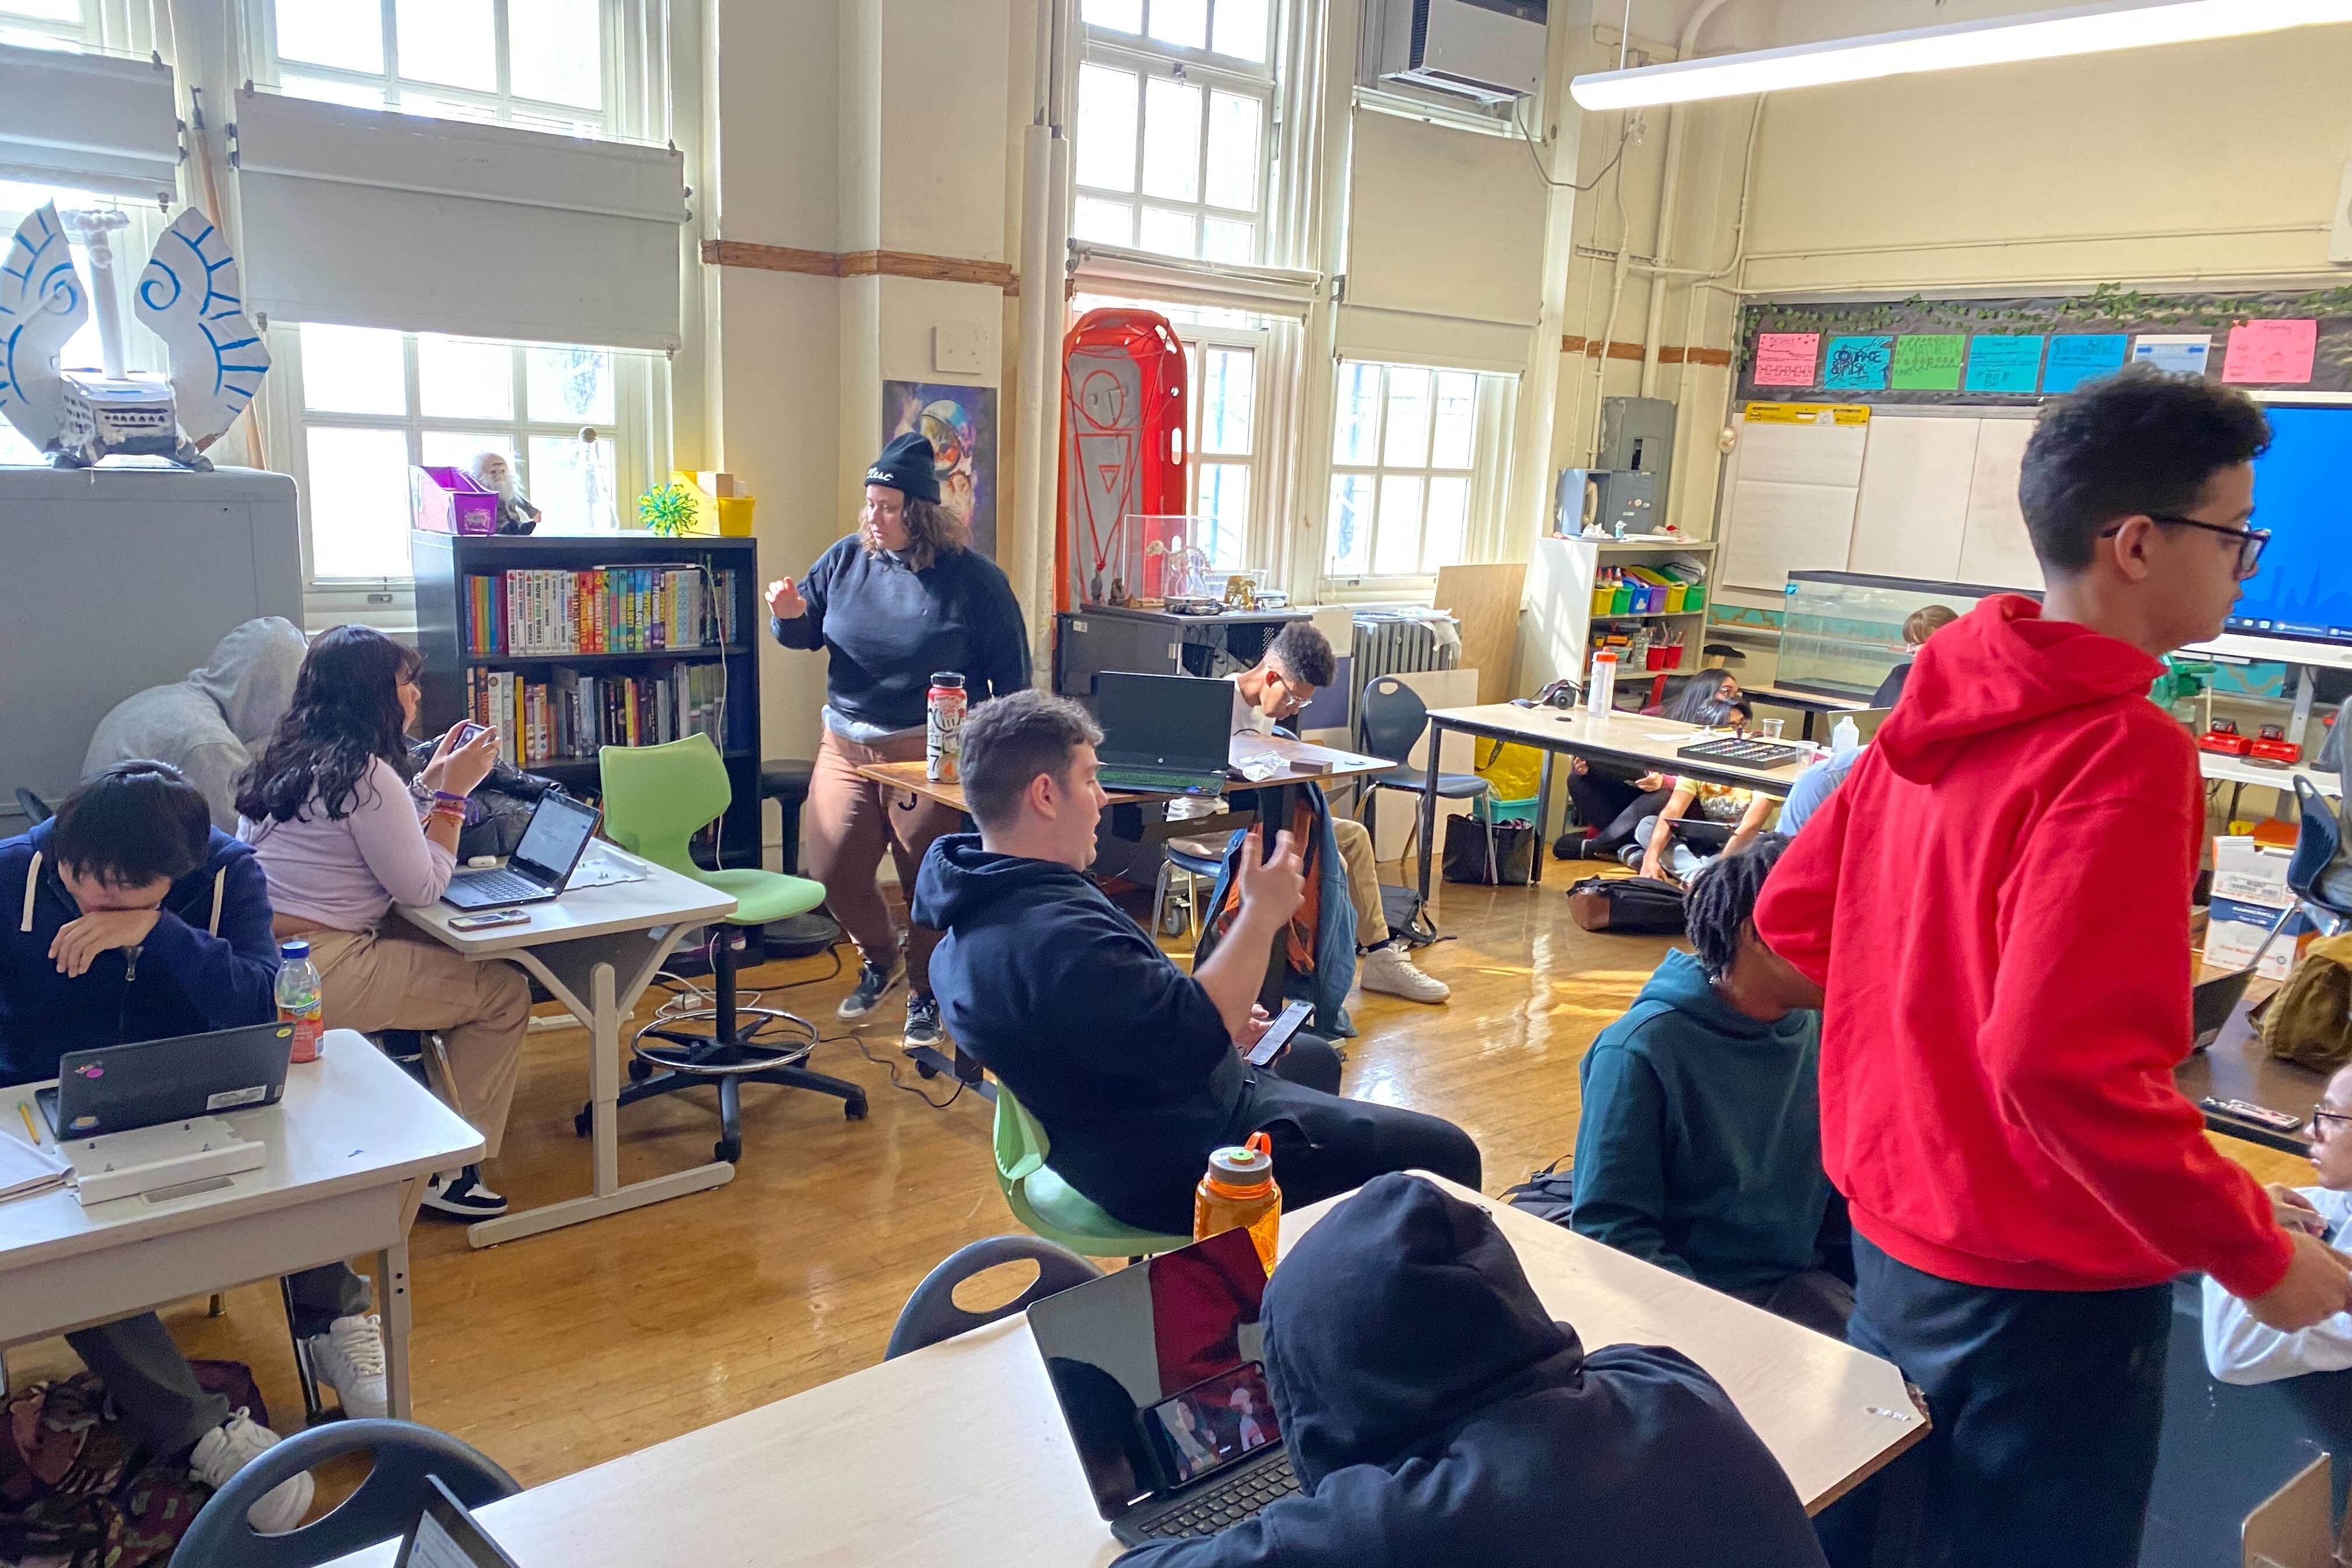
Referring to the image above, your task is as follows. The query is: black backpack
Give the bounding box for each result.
[1500,1156,1575,1227]
[1565,874,1686,935]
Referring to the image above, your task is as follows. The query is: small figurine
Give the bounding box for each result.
[1107,575,1130,607]
[469,450,541,534]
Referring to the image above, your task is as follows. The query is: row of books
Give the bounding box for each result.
[463,664,733,766]
[465,567,745,656]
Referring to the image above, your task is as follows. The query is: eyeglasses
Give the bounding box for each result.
[2311,1105,2352,1138]
[2098,514,2270,578]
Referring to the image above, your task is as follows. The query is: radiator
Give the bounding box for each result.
[1350,612,1460,749]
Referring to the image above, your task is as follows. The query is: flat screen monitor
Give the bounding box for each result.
[2228,404,2352,649]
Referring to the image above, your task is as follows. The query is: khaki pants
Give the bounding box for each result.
[806,727,964,992]
[306,922,530,1159]
[1329,817,1390,947]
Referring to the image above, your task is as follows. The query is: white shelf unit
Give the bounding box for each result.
[1517,534,1717,698]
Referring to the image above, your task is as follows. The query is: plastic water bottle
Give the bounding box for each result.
[1832,715,1861,756]
[926,671,967,783]
[1586,650,1618,717]
[277,940,324,1063]
[1195,1133,1282,1276]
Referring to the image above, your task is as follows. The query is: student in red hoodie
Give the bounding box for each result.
[1756,368,2352,1567]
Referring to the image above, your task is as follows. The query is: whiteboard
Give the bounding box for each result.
[1957,418,2043,590]
[1717,418,1867,596]
[1849,416,1978,580]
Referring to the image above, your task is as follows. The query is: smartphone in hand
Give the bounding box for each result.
[1245,1000,1313,1068]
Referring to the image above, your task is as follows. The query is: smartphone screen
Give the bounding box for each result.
[1245,1000,1312,1068]
[453,722,487,746]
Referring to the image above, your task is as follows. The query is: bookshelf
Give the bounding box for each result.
[411,530,764,867]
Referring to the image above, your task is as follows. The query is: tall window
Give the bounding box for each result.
[0,180,163,466]
[249,0,615,136]
[277,324,653,583]
[1074,0,1276,265]
[1325,361,1513,580]
[0,0,82,48]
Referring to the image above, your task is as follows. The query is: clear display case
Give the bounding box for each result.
[1777,572,2017,699]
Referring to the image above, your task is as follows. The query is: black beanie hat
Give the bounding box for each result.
[866,433,942,505]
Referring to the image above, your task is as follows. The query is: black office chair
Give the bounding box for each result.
[884,1236,1103,1360]
[2288,775,2352,933]
[169,1419,519,1568]
[1355,677,1488,851]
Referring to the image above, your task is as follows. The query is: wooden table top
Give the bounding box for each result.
[856,734,1394,816]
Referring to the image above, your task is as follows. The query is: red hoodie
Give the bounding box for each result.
[1756,595,2291,1299]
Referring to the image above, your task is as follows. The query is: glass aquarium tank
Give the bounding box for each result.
[1777,572,2017,699]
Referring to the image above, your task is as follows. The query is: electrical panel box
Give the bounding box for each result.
[1555,468,1660,538]
[1598,396,1676,516]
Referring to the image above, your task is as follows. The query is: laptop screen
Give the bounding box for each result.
[512,793,600,885]
[1028,1226,1282,1518]
[1096,673,1235,774]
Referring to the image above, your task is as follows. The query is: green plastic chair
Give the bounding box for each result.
[992,1084,1191,1258]
[596,734,867,1161]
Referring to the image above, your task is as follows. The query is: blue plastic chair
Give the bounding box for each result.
[169,1419,519,1568]
[884,1236,1104,1360]
[2288,775,2352,932]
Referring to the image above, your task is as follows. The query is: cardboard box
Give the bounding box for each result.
[2212,836,2295,909]
[2205,894,2314,981]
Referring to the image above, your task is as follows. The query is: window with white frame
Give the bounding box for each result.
[0,0,82,48]
[276,323,657,584]
[1074,0,1277,265]
[0,179,164,466]
[1325,360,1513,580]
[248,0,620,137]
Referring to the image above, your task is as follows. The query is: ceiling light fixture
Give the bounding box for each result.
[1569,0,2352,110]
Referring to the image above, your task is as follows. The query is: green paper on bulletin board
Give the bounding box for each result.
[1891,335,1965,391]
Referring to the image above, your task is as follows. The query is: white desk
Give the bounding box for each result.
[1,1030,479,1420]
[327,1175,1923,1567]
[397,849,737,1249]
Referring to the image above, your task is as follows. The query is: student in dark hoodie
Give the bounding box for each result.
[0,762,380,1531]
[1115,1173,1829,1568]
[913,692,1480,1237]
[1572,835,1850,1337]
[1756,368,2352,1566]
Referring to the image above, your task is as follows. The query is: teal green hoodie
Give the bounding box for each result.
[1570,949,1828,1293]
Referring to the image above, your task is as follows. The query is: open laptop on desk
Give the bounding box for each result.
[442,793,602,910]
[1095,673,1234,797]
[2192,903,2298,1051]
[37,1022,295,1138]
[395,1476,522,1568]
[1029,1225,1300,1545]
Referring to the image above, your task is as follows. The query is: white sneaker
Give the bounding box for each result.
[188,1409,314,1534]
[303,1313,388,1419]
[1360,943,1450,1003]
[421,1166,508,1219]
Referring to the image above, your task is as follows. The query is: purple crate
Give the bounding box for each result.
[410,466,501,535]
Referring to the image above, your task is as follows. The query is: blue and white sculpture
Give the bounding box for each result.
[0,202,269,470]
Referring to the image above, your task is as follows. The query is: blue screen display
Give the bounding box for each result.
[2231,405,2352,647]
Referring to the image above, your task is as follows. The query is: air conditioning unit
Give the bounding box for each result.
[1377,0,1547,104]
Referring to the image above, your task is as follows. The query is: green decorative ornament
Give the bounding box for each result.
[639,482,697,536]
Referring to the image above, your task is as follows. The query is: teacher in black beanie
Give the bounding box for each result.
[766,433,1030,1052]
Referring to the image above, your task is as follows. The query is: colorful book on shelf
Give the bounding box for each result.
[464,565,740,657]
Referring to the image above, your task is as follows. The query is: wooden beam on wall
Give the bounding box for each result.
[701,239,1018,294]
[1560,335,1732,368]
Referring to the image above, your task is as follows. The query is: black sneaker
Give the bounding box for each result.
[420,1166,508,1220]
[837,956,905,1020]
[903,992,944,1051]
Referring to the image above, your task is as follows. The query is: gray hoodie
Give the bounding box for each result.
[83,618,306,830]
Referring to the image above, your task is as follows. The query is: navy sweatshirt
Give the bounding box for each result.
[770,535,1030,732]
[1115,1174,1829,1568]
[913,834,1247,1229]
[0,821,281,1085]
[1571,949,1829,1292]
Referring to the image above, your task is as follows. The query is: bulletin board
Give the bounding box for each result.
[1735,284,2352,406]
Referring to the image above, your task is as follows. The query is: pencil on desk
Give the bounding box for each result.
[17,1101,37,1145]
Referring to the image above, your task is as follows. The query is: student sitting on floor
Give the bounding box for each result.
[2204,1060,2352,1382]
[1629,700,1777,884]
[1559,676,1751,863]
[1572,835,1853,1338]
[1114,1173,1829,1568]
[914,691,1482,1238]
[0,762,386,1530]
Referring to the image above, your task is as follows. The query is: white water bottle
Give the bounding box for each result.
[1832,715,1861,755]
[1586,650,1618,716]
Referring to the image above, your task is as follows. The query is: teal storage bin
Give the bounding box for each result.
[1476,795,1539,825]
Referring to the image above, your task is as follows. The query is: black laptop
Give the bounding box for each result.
[442,793,602,910]
[1028,1225,1300,1545]
[393,1476,522,1568]
[2192,904,2298,1051]
[1095,673,1234,796]
[37,1022,296,1139]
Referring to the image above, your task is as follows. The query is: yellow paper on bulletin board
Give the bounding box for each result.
[1743,402,1871,427]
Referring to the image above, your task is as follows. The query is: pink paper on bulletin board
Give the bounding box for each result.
[2221,318,2318,385]
[1754,332,1821,387]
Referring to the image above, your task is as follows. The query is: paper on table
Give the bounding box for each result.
[2132,332,2212,376]
[0,1108,70,1202]
[2221,319,2318,385]
[566,850,650,891]
[1754,333,1819,387]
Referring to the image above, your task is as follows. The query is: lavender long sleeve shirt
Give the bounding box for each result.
[238,758,456,930]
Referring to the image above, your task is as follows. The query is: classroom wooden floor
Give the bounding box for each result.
[10,864,2309,1493]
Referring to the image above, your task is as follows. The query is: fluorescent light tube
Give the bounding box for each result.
[1569,0,2352,109]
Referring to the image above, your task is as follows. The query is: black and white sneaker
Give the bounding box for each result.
[903,991,944,1052]
[837,956,905,1021]
[421,1166,508,1220]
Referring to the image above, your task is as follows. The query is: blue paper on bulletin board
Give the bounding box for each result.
[2041,334,2129,394]
[1822,336,1893,391]
[1965,335,2047,394]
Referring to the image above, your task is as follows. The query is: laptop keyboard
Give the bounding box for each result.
[1136,1453,1299,1539]
[1100,768,1222,793]
[454,869,543,902]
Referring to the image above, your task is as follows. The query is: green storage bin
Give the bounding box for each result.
[1476,794,1539,825]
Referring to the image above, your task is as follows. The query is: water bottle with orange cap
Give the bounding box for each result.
[1194,1132,1282,1275]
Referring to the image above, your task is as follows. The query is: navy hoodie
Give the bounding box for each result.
[1116,1174,1829,1568]
[0,821,281,1085]
[914,834,1244,1231]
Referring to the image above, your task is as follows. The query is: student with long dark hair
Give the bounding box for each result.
[236,626,522,1220]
